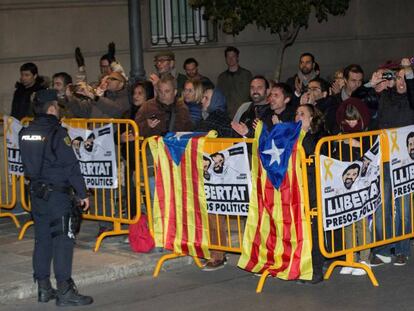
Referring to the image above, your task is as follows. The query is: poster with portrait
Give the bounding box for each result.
[4,116,24,176]
[63,123,118,189]
[387,125,414,199]
[203,142,251,216]
[320,140,382,231]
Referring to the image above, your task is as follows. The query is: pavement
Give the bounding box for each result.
[0,212,192,302]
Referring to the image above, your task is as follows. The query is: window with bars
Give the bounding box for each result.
[150,0,216,46]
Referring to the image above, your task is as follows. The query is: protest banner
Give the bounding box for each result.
[203,142,251,216]
[64,123,118,188]
[387,125,414,199]
[320,140,381,231]
[4,116,24,176]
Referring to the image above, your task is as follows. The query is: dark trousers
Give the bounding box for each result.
[31,191,74,283]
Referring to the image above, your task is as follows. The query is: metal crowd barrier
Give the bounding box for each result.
[142,137,250,272]
[314,129,414,286]
[0,118,19,228]
[16,118,141,252]
[142,136,312,293]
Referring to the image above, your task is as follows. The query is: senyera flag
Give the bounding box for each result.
[148,131,217,259]
[238,121,312,280]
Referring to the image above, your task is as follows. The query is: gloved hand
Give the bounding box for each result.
[75,47,85,68]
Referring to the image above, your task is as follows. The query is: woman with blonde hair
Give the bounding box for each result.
[181,79,204,127]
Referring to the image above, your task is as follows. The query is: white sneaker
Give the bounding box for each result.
[340,266,354,274]
[375,254,392,264]
[351,261,370,276]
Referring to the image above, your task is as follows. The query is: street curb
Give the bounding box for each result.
[0,253,192,302]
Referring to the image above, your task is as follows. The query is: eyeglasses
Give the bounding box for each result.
[305,87,321,92]
[183,88,194,93]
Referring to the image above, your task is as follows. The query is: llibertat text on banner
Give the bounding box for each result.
[63,123,118,189]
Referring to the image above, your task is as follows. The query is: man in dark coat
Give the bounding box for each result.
[11,62,47,120]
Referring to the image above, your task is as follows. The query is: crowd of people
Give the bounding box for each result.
[10,43,414,285]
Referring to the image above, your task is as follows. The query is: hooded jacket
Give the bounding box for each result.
[195,89,232,137]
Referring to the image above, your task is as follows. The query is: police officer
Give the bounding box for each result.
[19,89,93,307]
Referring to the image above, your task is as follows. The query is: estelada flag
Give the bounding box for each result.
[148,131,217,259]
[237,121,312,280]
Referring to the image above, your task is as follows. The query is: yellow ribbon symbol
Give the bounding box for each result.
[390,130,399,153]
[5,117,13,136]
[324,158,334,181]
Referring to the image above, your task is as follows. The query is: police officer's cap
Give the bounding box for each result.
[34,89,58,104]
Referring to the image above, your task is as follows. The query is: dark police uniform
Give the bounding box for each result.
[19,89,92,306]
[20,113,86,283]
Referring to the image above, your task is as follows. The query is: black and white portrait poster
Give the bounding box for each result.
[387,125,414,199]
[203,142,251,216]
[63,123,118,189]
[4,116,24,176]
[320,140,382,231]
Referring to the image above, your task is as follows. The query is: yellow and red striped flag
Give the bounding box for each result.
[149,132,217,259]
[237,122,312,280]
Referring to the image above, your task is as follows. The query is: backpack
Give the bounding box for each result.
[128,215,155,253]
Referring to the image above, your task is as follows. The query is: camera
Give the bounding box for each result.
[382,71,395,80]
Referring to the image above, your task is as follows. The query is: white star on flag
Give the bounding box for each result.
[262,139,284,166]
[174,132,193,140]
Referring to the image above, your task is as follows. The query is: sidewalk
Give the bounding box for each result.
[0,213,191,302]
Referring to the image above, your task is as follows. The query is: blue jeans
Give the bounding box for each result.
[373,164,412,257]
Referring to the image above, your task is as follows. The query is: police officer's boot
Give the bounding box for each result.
[37,278,57,303]
[56,278,93,307]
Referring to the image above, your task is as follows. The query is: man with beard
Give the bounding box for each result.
[342,163,360,190]
[406,132,414,160]
[286,53,319,105]
[203,156,212,181]
[177,57,214,90]
[231,76,270,137]
[211,153,225,174]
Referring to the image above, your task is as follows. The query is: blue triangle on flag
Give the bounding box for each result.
[163,132,207,165]
[258,122,301,189]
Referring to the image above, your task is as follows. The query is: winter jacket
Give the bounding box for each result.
[11,77,47,120]
[135,97,192,138]
[195,89,232,137]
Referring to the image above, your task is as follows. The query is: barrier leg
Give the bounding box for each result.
[256,270,270,293]
[192,256,204,268]
[18,220,33,240]
[353,261,379,287]
[0,212,20,229]
[324,253,379,287]
[153,253,186,277]
[94,221,128,252]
